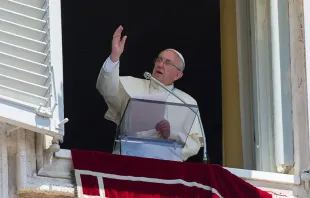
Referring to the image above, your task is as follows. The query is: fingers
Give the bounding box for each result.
[155,120,169,131]
[161,130,170,139]
[160,120,169,127]
[160,126,170,132]
[113,26,127,48]
[158,123,169,130]
[121,35,127,45]
[113,25,123,38]
[155,120,170,139]
[155,121,163,129]
[155,122,160,131]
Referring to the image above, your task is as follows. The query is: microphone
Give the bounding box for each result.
[143,71,208,163]
[143,71,152,80]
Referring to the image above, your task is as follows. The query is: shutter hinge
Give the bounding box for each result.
[35,102,57,118]
[301,170,310,191]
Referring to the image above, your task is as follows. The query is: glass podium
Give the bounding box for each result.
[113,98,199,162]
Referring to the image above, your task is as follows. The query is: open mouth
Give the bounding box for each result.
[156,70,163,75]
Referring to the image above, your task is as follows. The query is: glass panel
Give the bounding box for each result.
[117,98,199,146]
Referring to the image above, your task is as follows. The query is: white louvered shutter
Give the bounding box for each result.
[0,0,65,140]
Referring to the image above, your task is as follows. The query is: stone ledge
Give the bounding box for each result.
[38,157,73,179]
[17,175,75,198]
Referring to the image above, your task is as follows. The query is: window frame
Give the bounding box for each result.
[237,0,301,173]
[236,0,276,171]
[235,0,256,170]
[303,0,310,172]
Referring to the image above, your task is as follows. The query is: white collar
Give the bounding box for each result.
[149,80,174,92]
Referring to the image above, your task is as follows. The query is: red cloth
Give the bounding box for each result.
[71,149,272,198]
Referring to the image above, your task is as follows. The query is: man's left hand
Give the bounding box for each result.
[155,120,170,139]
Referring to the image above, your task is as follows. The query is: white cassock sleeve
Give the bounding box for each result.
[103,57,119,72]
[96,56,130,124]
[181,115,203,161]
[168,112,203,161]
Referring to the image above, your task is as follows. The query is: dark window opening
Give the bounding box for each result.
[60,0,222,164]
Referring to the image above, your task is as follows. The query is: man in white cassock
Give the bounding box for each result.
[96,26,203,161]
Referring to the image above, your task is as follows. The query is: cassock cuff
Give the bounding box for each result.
[168,129,187,144]
[103,56,120,72]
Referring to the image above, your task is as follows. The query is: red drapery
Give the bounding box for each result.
[71,149,272,198]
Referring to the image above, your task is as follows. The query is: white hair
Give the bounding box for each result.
[165,49,185,71]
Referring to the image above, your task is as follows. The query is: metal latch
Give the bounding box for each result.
[35,102,57,118]
[301,170,310,191]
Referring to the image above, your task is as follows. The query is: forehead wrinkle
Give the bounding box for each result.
[159,50,178,63]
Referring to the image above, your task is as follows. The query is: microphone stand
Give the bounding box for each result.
[144,72,208,163]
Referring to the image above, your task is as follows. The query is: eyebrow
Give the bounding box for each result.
[159,57,181,71]
[159,56,172,62]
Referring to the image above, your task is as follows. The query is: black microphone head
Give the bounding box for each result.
[143,72,152,80]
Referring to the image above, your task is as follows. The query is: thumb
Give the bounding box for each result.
[121,35,127,45]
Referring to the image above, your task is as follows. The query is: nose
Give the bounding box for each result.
[157,60,165,68]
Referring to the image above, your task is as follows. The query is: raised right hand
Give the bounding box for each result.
[110,25,127,62]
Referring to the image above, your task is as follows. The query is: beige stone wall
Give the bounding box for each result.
[0,122,75,198]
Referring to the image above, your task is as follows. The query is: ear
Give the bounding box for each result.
[174,71,183,81]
